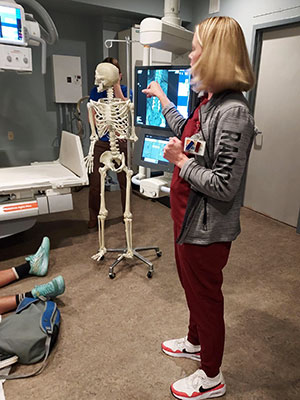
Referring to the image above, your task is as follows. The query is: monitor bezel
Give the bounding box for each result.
[134,64,191,132]
[0,2,26,46]
[133,127,175,173]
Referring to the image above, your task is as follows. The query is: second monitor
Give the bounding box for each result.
[133,129,174,173]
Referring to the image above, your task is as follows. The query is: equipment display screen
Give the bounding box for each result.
[0,4,24,44]
[135,65,191,130]
[141,134,170,166]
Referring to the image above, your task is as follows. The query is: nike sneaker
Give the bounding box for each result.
[171,369,226,400]
[162,336,201,361]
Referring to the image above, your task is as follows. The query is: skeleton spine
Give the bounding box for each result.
[107,87,114,101]
[106,87,119,156]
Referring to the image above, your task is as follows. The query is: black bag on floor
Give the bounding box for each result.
[0,297,60,379]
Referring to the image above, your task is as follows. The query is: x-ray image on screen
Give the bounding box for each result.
[135,65,191,131]
[146,69,168,128]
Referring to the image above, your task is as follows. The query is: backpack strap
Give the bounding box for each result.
[40,301,57,334]
[0,338,52,380]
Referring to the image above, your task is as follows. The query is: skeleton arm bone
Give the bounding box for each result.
[128,102,138,142]
[85,103,98,173]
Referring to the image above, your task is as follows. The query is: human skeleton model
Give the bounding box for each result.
[85,63,138,262]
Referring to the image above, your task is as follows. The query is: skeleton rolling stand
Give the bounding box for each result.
[85,63,161,278]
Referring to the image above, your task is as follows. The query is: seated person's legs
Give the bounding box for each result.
[0,236,64,315]
[0,237,50,288]
[0,275,65,315]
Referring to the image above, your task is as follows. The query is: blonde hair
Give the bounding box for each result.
[191,16,255,93]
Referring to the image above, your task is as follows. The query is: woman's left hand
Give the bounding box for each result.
[163,137,189,169]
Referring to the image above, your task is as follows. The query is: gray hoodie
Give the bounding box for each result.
[162,90,256,245]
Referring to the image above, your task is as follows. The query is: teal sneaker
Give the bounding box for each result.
[31,276,65,299]
[26,236,50,276]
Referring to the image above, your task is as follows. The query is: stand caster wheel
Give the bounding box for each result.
[100,256,104,261]
[147,271,153,279]
[156,250,162,257]
[109,272,116,279]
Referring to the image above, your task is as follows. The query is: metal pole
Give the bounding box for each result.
[138,45,152,179]
[125,36,132,169]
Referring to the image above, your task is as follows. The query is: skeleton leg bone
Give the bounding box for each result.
[92,162,109,261]
[123,166,134,259]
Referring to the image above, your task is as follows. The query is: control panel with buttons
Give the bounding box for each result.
[0,44,32,72]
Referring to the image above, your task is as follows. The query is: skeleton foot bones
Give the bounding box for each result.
[92,250,106,261]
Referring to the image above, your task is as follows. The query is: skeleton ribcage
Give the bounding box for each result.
[90,98,130,140]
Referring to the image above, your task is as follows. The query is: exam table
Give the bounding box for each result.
[0,131,88,238]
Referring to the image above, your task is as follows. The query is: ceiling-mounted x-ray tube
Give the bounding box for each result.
[162,0,181,26]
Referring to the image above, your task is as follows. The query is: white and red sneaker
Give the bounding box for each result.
[162,337,201,361]
[171,369,226,400]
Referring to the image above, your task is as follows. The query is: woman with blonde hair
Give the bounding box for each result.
[143,16,255,399]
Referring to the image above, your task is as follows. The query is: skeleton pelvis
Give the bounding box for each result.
[100,151,125,172]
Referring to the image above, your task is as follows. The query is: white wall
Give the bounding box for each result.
[191,0,300,52]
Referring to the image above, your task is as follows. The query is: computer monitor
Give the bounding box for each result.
[133,128,174,173]
[135,65,191,131]
[0,2,25,45]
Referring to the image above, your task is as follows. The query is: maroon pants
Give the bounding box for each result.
[174,223,231,378]
[88,140,128,223]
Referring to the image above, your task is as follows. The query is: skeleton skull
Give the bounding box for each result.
[94,62,119,93]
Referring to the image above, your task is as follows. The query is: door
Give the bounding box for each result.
[244,25,300,227]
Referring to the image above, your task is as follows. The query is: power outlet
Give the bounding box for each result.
[8,131,14,141]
